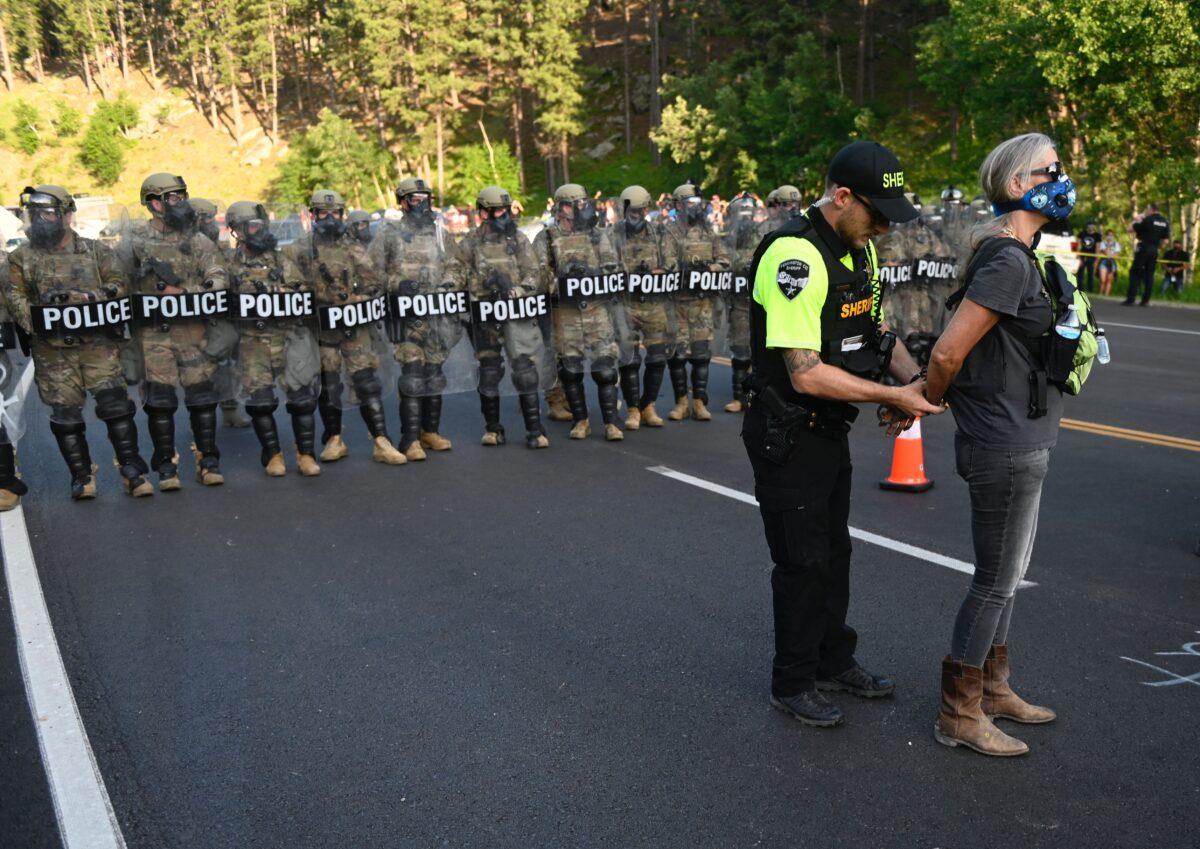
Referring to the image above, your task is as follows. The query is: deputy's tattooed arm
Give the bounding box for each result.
[781,346,943,421]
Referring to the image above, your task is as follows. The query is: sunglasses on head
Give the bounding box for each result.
[1030,161,1068,182]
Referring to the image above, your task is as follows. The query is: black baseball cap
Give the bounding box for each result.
[828,141,919,224]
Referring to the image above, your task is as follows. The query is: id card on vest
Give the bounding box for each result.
[470,293,550,324]
[32,296,133,334]
[234,291,315,321]
[556,272,626,306]
[388,290,470,321]
[136,291,228,324]
[625,269,680,300]
[686,268,733,296]
[318,295,387,332]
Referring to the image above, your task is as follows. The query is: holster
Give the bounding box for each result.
[746,384,857,464]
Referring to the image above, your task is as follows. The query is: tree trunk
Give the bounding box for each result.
[649,0,661,165]
[29,6,43,84]
[82,0,110,96]
[560,135,570,183]
[116,0,129,81]
[81,49,94,93]
[189,56,206,122]
[855,0,869,105]
[512,93,526,194]
[140,0,159,88]
[223,43,244,142]
[0,17,13,91]
[268,0,280,143]
[949,106,958,163]
[835,44,844,97]
[203,43,220,130]
[435,111,445,206]
[622,0,632,155]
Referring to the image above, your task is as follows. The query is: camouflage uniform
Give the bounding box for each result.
[458,187,549,448]
[7,185,152,498]
[285,226,402,463]
[371,202,468,458]
[663,185,730,421]
[226,202,321,476]
[722,196,759,412]
[534,208,624,440]
[0,252,28,508]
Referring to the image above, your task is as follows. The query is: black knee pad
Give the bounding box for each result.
[479,359,505,392]
[560,356,585,374]
[592,367,618,387]
[398,363,424,396]
[93,387,135,422]
[644,343,667,363]
[512,355,540,394]
[182,380,217,407]
[144,381,178,410]
[592,355,617,372]
[245,402,278,418]
[689,340,711,360]
[423,363,448,394]
[49,417,85,436]
[247,388,277,408]
[351,368,382,399]
[285,387,317,414]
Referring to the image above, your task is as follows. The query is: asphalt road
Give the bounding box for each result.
[3,301,1197,848]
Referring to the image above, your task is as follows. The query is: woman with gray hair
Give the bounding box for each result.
[924,132,1076,756]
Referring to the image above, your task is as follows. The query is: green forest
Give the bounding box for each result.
[0,0,1198,243]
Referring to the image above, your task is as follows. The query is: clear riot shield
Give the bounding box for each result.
[876,220,926,361]
[721,198,759,363]
[282,210,396,410]
[0,355,34,447]
[551,228,636,376]
[118,203,242,409]
[226,214,321,411]
[912,209,961,338]
[370,220,477,397]
[614,226,680,366]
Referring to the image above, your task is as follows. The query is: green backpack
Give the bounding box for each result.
[1034,251,1099,396]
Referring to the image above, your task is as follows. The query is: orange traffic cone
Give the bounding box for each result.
[879,417,933,492]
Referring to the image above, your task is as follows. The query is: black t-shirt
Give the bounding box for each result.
[1133,213,1170,251]
[1163,247,1188,269]
[1078,230,1098,254]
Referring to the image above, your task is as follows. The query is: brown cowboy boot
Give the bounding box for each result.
[934,657,1028,757]
[982,645,1056,724]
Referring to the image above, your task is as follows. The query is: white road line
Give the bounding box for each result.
[647,465,1035,589]
[1,507,126,849]
[1103,321,1200,337]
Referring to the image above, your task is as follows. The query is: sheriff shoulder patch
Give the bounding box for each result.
[776,259,810,300]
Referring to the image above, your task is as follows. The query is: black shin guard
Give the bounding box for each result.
[188,405,220,469]
[145,408,178,475]
[689,358,710,404]
[104,415,150,483]
[420,395,443,434]
[731,358,752,403]
[288,407,317,457]
[50,421,93,493]
[640,361,666,409]
[399,393,422,450]
[358,396,390,440]
[594,371,621,426]
[618,363,641,411]
[668,357,688,401]
[247,406,281,466]
[560,370,588,423]
[480,393,504,441]
[518,393,545,446]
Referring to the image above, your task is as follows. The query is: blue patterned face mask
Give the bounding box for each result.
[993,177,1077,222]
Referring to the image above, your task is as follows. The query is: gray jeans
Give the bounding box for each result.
[950,434,1050,667]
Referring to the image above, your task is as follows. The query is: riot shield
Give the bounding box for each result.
[0,355,34,447]
[721,197,759,363]
[912,210,961,337]
[877,220,925,360]
[614,227,681,366]
[370,220,477,397]
[118,205,241,409]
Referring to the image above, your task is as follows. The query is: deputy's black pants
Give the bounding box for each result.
[1125,247,1158,304]
[743,412,858,696]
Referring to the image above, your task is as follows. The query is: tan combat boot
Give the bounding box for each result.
[0,489,20,511]
[528,433,550,449]
[113,458,154,497]
[372,436,407,465]
[625,407,641,431]
[724,398,744,413]
[193,449,224,486]
[420,431,453,451]
[668,396,690,421]
[640,403,664,427]
[604,423,624,441]
[296,453,322,477]
[404,441,427,461]
[158,453,182,492]
[481,431,502,446]
[569,419,591,440]
[320,435,348,462]
[74,465,99,501]
[692,398,712,421]
[265,453,287,477]
[934,657,1028,757]
[982,645,1057,724]
[546,385,573,422]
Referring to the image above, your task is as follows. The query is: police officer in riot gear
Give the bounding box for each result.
[743,141,944,727]
[7,185,154,500]
[768,185,804,223]
[348,210,374,245]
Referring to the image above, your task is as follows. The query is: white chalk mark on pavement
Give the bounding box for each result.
[647,465,1036,589]
[1104,321,1200,337]
[1119,633,1200,688]
[1,506,127,849]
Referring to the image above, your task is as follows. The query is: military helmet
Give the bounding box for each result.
[941,185,964,204]
[309,189,345,211]
[672,183,701,202]
[904,191,923,211]
[140,172,188,205]
[20,184,76,213]
[190,198,218,217]
[226,201,268,228]
[476,185,513,210]
[553,183,588,204]
[347,209,371,224]
[619,185,653,211]
[396,177,433,200]
[771,185,802,204]
[764,188,779,205]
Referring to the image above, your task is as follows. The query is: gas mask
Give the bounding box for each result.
[198,218,221,243]
[487,209,516,236]
[405,194,434,226]
[624,208,648,236]
[313,214,346,239]
[162,198,197,232]
[29,214,65,249]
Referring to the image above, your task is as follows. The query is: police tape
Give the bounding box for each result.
[1055,249,1189,268]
